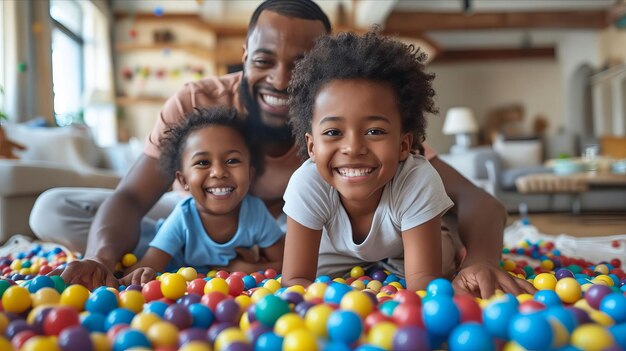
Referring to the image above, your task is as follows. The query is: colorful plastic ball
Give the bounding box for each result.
[31,287,60,307]
[254,331,284,351]
[392,326,430,351]
[391,303,423,328]
[187,278,206,296]
[555,268,575,280]
[350,266,365,278]
[188,303,214,329]
[368,321,397,350]
[282,329,316,351]
[378,300,400,317]
[323,282,352,304]
[113,329,151,351]
[121,253,137,268]
[144,300,168,317]
[354,345,385,351]
[241,275,257,290]
[86,288,118,315]
[179,341,213,351]
[21,336,61,351]
[263,279,281,293]
[81,312,106,333]
[178,293,202,308]
[105,308,135,330]
[339,290,374,318]
[449,322,495,351]
[58,325,93,351]
[327,309,363,344]
[203,277,229,295]
[482,299,518,339]
[2,285,31,313]
[160,273,187,300]
[6,319,37,339]
[163,303,193,330]
[554,277,581,304]
[142,280,163,302]
[208,322,237,344]
[91,331,110,351]
[146,321,178,348]
[119,290,145,313]
[545,306,578,333]
[201,291,228,311]
[179,327,210,347]
[426,278,454,297]
[274,313,306,337]
[533,273,558,290]
[28,275,55,293]
[304,282,327,301]
[60,284,90,310]
[508,312,553,350]
[255,294,290,327]
[533,289,562,307]
[302,304,332,337]
[179,267,198,281]
[226,275,244,297]
[44,306,81,336]
[210,327,247,351]
[215,299,242,324]
[571,324,615,351]
[12,329,37,349]
[0,279,11,295]
[130,312,161,333]
[422,296,461,336]
[599,293,626,324]
[609,323,626,349]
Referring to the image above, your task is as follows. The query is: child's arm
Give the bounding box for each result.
[120,248,171,286]
[224,237,285,273]
[402,216,443,292]
[281,216,322,287]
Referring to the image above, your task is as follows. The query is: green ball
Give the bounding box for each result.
[50,275,66,293]
[0,280,11,297]
[255,294,290,327]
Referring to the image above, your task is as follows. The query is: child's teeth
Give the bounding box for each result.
[209,187,233,195]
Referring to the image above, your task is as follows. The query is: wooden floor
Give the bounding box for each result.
[506,212,626,237]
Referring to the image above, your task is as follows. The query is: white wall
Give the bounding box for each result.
[426,59,563,154]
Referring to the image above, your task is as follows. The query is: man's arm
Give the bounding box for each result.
[57,155,172,289]
[430,156,536,298]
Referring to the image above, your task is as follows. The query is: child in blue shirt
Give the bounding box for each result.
[121,107,284,285]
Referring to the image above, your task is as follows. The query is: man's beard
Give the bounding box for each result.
[240,72,293,143]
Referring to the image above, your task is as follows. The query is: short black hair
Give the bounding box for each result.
[159,107,264,178]
[288,30,438,158]
[248,0,331,37]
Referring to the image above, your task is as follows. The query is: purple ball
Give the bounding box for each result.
[33,307,53,334]
[58,326,93,351]
[281,291,304,305]
[566,307,592,325]
[163,304,193,330]
[619,279,626,288]
[294,301,315,318]
[371,270,387,282]
[125,284,142,292]
[246,323,272,344]
[215,299,241,324]
[177,294,202,308]
[585,284,612,309]
[246,304,257,323]
[555,268,574,280]
[207,322,235,344]
[392,326,431,351]
[6,319,37,339]
[178,327,208,346]
[224,342,253,351]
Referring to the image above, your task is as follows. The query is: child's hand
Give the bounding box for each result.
[452,261,537,299]
[120,267,157,286]
[234,247,262,263]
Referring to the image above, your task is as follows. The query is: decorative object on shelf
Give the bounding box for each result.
[153,6,164,17]
[153,29,174,43]
[443,107,479,154]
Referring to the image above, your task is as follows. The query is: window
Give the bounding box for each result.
[50,0,84,126]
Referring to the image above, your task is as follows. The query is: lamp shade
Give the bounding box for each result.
[442,107,478,135]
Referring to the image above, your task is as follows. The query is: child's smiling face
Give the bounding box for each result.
[306,79,412,208]
[176,125,254,216]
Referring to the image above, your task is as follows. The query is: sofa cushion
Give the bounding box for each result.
[500,166,552,191]
[493,135,543,169]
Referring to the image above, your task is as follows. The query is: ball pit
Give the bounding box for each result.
[0,239,625,350]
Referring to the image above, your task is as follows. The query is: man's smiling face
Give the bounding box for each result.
[242,11,326,131]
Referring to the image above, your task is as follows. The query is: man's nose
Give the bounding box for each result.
[268,64,290,92]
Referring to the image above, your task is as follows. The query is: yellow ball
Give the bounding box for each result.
[502,259,516,272]
[285,285,306,295]
[10,260,21,271]
[593,275,614,287]
[340,291,374,318]
[179,267,198,281]
[214,327,248,351]
[540,259,555,271]
[131,312,162,333]
[549,319,570,348]
[366,280,382,293]
[29,264,41,275]
[0,313,9,335]
[121,253,137,267]
[239,311,251,332]
[204,277,230,295]
[147,321,179,347]
[179,341,212,351]
[32,287,61,307]
[533,273,557,290]
[417,290,427,298]
[571,324,615,351]
[516,293,534,304]
[368,321,397,350]
[305,304,333,337]
[234,295,251,310]
[207,270,217,278]
[350,266,365,278]
[250,287,273,304]
[304,282,327,301]
[91,332,110,351]
[160,273,187,300]
[332,277,347,284]
[350,280,366,290]
[283,329,317,351]
[60,284,90,310]
[0,337,12,351]
[263,279,281,293]
[2,285,31,313]
[21,336,61,351]
[119,290,145,313]
[274,313,306,337]
[593,264,609,275]
[588,310,615,327]
[19,268,31,276]
[554,277,581,304]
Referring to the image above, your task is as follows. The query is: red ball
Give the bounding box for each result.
[142,280,163,302]
[358,275,372,282]
[43,306,80,336]
[215,270,230,279]
[453,294,482,323]
[201,291,228,311]
[39,265,53,275]
[610,258,622,268]
[345,277,356,285]
[106,323,129,342]
[518,300,546,314]
[251,272,265,284]
[393,290,421,306]
[391,303,424,328]
[187,278,206,296]
[12,330,36,349]
[226,276,244,297]
[364,311,390,332]
[264,269,277,279]
[230,271,246,279]
[380,285,397,295]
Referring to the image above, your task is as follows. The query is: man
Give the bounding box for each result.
[30,0,533,298]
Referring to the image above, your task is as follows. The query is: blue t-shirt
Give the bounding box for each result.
[149,195,283,273]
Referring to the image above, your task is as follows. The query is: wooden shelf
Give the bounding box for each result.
[115,96,167,106]
[114,12,247,37]
[116,42,216,61]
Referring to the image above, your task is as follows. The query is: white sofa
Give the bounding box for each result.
[0,122,142,242]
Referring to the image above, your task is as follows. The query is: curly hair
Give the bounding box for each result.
[159,107,264,179]
[288,30,438,158]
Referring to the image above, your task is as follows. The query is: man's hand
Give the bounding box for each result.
[452,261,537,299]
[48,259,119,290]
[119,267,157,287]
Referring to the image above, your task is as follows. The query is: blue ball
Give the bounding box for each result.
[422,296,460,336]
[327,310,363,344]
[449,322,495,351]
[426,278,454,298]
[188,303,214,329]
[153,6,164,17]
[80,312,106,333]
[28,275,55,293]
[482,299,518,339]
[378,300,400,317]
[534,290,562,307]
[255,332,284,351]
[85,289,118,315]
[508,313,553,350]
[323,282,352,304]
[324,341,353,351]
[242,275,257,290]
[315,275,332,283]
[113,329,151,351]
[105,308,135,330]
[609,323,626,349]
[144,301,168,317]
[544,306,577,333]
[354,345,385,351]
[600,293,626,324]
[392,326,430,351]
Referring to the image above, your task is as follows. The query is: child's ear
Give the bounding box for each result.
[399,133,412,161]
[305,133,315,162]
[249,166,256,182]
[175,171,189,191]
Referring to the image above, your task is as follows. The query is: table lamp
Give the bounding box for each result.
[443,107,478,154]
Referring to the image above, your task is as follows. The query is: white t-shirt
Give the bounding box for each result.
[283,154,454,277]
